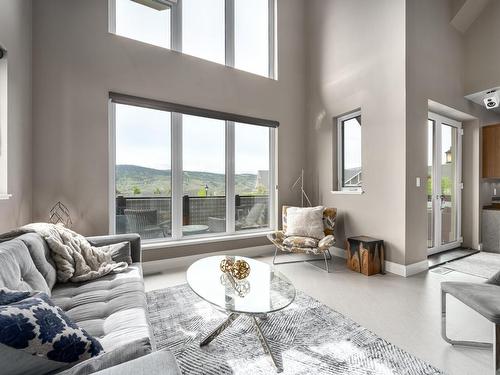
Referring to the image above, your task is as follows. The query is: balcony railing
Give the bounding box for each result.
[115,194,269,239]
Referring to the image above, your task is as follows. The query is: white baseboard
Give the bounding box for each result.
[143,244,275,275]
[143,245,429,277]
[330,247,429,277]
[402,259,429,276]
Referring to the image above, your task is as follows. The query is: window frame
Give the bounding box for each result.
[108,94,277,244]
[108,0,276,79]
[0,46,10,200]
[337,111,362,193]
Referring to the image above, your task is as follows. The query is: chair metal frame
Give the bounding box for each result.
[272,247,332,273]
[441,290,499,374]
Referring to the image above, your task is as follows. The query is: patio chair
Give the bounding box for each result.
[207,203,268,233]
[441,270,500,375]
[124,209,167,239]
[267,206,336,272]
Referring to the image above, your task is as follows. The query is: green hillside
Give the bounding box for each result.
[116,165,263,196]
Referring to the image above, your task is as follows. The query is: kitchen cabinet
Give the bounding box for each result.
[482,124,500,178]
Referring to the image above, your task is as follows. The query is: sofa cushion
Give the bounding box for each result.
[0,288,103,371]
[91,349,181,375]
[51,264,153,352]
[18,233,58,290]
[0,238,50,295]
[0,343,64,375]
[56,338,152,375]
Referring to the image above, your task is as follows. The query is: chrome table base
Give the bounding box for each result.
[200,313,282,373]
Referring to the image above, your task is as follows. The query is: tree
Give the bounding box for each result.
[153,187,162,195]
[132,186,141,195]
[254,184,268,195]
[197,187,207,197]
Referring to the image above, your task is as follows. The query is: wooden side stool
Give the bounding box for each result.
[346,236,385,276]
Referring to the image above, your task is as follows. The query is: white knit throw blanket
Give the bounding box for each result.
[16,223,128,283]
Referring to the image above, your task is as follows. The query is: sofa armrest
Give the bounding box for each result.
[56,338,152,375]
[86,234,142,263]
[92,349,181,375]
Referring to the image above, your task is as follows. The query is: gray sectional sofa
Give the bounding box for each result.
[0,232,181,375]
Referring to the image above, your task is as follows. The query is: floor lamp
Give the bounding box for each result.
[291,169,312,207]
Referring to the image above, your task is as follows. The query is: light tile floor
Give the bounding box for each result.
[144,254,493,375]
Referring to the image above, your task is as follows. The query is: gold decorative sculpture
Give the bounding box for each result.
[220,258,234,273]
[219,258,251,280]
[231,259,251,280]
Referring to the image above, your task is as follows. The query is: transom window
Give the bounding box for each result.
[337,111,362,192]
[110,93,277,242]
[109,0,275,78]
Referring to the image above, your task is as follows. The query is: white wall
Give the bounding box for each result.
[32,0,307,260]
[305,0,407,264]
[0,0,32,232]
[464,0,500,94]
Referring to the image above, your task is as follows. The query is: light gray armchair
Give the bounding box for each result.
[441,270,500,375]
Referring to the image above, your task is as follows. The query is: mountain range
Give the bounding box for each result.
[115,164,263,196]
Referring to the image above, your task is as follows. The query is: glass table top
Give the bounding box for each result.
[186,255,296,314]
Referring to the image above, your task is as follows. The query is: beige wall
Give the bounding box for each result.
[305,0,407,264]
[405,0,500,264]
[32,0,306,258]
[305,0,500,267]
[464,0,500,94]
[0,0,32,232]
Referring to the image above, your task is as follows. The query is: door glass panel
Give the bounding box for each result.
[427,120,434,248]
[182,115,226,236]
[440,124,457,244]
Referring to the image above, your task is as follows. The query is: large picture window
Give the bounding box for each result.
[111,94,276,242]
[110,0,275,78]
[337,111,362,192]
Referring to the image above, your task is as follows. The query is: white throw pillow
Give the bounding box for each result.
[285,206,325,239]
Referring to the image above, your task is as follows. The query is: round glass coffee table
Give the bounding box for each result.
[187,255,296,373]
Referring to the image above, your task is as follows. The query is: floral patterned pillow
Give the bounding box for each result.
[0,288,104,364]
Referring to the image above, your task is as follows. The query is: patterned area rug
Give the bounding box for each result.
[147,284,444,375]
[442,251,500,279]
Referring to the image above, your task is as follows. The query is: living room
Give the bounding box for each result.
[1,0,500,374]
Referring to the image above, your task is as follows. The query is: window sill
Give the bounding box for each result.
[142,230,273,251]
[330,190,364,195]
[0,194,12,200]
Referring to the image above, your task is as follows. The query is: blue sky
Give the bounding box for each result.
[115,104,270,174]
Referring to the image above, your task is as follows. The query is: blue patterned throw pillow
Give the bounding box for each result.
[0,288,104,364]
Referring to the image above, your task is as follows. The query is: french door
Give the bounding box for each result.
[427,112,462,255]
